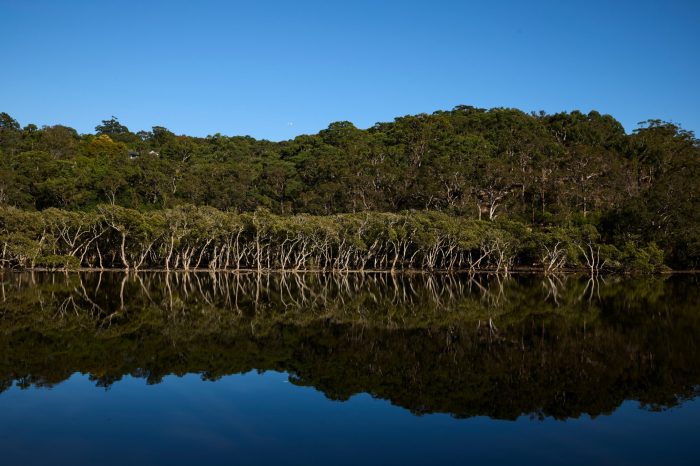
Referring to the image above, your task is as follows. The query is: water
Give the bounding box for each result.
[0,272,698,465]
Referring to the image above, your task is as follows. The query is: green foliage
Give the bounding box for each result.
[0,106,697,269]
[620,242,667,273]
[34,254,81,270]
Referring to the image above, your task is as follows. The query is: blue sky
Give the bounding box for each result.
[2,0,698,140]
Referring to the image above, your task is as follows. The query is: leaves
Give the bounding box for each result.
[0,106,696,268]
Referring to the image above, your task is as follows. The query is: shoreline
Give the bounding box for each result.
[2,267,697,275]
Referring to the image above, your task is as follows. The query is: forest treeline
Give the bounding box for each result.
[0,106,697,269]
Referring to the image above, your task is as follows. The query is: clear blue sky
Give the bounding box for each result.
[2,0,699,140]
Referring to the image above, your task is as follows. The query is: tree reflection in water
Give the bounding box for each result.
[0,271,698,420]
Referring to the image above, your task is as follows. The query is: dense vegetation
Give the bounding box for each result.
[0,106,698,270]
[1,272,698,419]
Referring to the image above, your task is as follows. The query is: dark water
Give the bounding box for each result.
[0,272,698,465]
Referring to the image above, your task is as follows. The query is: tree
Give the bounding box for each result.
[95,116,139,144]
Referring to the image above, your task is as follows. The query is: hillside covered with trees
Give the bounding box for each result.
[0,106,697,270]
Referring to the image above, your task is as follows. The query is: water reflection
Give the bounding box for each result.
[0,271,698,420]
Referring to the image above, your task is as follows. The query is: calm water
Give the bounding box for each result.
[0,272,698,465]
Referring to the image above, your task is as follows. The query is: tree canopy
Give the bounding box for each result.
[0,106,697,269]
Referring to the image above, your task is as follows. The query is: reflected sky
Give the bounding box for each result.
[1,371,699,466]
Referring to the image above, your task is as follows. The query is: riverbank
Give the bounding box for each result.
[3,266,697,275]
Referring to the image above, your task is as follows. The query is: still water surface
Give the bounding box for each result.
[0,272,698,465]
